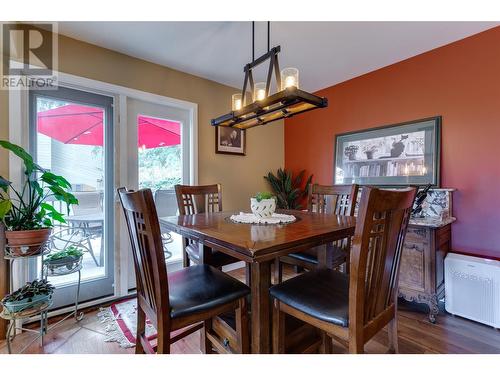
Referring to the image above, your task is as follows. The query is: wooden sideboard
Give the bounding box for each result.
[398,220,453,323]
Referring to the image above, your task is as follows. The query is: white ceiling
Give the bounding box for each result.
[58,21,499,92]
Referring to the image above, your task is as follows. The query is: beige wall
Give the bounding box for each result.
[0,90,7,179]
[0,30,284,210]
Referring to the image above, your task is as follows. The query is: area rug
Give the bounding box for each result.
[98,298,157,348]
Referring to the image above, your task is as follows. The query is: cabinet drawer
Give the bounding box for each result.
[399,241,425,291]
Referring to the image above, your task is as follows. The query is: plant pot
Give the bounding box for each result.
[2,293,52,313]
[5,228,52,257]
[44,255,82,275]
[365,151,374,159]
[250,198,276,218]
[347,154,356,161]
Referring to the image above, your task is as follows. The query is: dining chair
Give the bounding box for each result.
[274,184,359,283]
[118,187,250,354]
[175,184,242,269]
[154,189,178,259]
[270,186,417,354]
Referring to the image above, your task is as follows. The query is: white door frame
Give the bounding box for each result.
[8,69,198,302]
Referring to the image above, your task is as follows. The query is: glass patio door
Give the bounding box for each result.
[29,86,115,309]
[126,98,191,290]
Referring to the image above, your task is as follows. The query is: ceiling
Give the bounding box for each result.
[57,21,499,92]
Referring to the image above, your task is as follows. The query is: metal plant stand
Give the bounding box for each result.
[1,243,51,354]
[42,254,84,324]
[1,242,84,353]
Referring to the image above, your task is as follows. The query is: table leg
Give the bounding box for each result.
[316,244,332,269]
[198,242,212,265]
[198,242,213,353]
[250,260,272,354]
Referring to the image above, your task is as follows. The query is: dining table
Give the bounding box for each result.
[160,209,356,354]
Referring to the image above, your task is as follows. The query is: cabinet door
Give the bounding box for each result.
[399,227,430,292]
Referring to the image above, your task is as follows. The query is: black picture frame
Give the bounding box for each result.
[215,126,246,156]
[334,116,441,187]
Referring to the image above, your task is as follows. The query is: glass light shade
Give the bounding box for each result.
[253,82,267,102]
[232,93,243,111]
[281,67,299,90]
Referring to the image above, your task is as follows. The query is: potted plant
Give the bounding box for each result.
[1,279,54,313]
[250,192,277,218]
[0,141,78,257]
[344,145,359,161]
[44,246,84,274]
[363,144,378,159]
[264,168,312,210]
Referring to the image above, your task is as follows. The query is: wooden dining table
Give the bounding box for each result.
[160,209,356,354]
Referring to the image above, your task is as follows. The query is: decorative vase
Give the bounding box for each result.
[250,198,276,218]
[390,141,405,157]
[5,228,52,257]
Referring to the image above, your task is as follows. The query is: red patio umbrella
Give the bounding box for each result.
[37,104,181,148]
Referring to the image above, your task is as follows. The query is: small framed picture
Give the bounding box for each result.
[215,126,246,156]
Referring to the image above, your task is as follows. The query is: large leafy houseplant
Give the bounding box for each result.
[0,140,78,255]
[264,168,313,210]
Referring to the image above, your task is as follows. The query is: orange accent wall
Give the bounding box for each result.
[285,26,500,257]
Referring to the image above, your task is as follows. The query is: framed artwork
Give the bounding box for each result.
[334,116,441,186]
[215,126,246,155]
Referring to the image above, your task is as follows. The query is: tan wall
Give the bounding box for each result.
[0,30,284,210]
[0,90,7,179]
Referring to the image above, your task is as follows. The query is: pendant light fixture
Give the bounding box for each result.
[211,21,328,129]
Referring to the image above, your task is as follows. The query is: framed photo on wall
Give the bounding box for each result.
[215,126,246,155]
[334,116,441,186]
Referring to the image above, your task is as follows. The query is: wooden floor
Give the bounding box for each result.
[1,265,499,354]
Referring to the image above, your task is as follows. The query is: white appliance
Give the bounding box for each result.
[445,253,500,328]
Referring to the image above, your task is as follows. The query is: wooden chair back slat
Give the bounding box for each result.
[118,187,169,329]
[175,184,223,215]
[349,187,416,328]
[308,184,359,216]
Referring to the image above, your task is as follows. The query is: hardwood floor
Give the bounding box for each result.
[1,265,499,354]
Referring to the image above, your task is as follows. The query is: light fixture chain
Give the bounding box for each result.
[267,21,270,53]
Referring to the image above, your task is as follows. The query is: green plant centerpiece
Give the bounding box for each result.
[264,168,313,210]
[0,140,78,256]
[1,279,54,313]
[250,192,276,218]
[45,246,84,275]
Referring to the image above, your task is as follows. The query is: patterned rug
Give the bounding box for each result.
[98,298,157,348]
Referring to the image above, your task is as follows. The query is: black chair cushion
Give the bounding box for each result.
[186,243,239,268]
[168,264,250,319]
[269,268,350,327]
[288,251,318,264]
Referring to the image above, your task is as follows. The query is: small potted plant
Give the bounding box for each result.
[250,192,277,218]
[363,144,378,159]
[44,246,84,275]
[344,145,359,161]
[0,141,78,257]
[1,279,54,313]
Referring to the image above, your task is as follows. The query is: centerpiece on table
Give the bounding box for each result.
[0,140,78,257]
[230,192,296,225]
[250,192,277,218]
